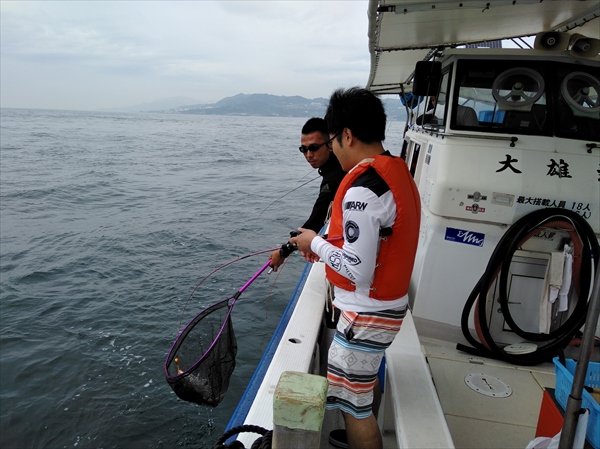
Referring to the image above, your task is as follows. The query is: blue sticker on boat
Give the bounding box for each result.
[444,227,485,247]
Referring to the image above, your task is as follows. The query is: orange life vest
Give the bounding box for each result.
[325,155,421,301]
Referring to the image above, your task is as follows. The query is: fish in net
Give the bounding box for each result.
[164,259,272,407]
[165,297,237,406]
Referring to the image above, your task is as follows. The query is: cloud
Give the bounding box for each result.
[0,1,371,110]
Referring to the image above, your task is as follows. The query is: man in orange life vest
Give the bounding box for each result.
[290,87,421,449]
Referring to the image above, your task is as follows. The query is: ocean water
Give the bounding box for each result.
[0,108,406,449]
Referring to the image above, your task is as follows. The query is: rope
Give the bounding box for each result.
[212,425,273,449]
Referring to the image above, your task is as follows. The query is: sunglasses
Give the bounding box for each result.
[298,133,340,154]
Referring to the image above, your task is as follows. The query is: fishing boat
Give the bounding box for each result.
[225,1,600,447]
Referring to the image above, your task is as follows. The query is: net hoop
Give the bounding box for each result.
[164,296,236,382]
[163,258,277,405]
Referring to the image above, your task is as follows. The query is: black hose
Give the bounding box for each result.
[212,425,273,449]
[460,208,599,366]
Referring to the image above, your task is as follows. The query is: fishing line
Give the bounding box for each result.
[179,235,344,327]
[178,246,279,328]
[256,174,320,219]
[295,167,317,185]
[263,254,292,319]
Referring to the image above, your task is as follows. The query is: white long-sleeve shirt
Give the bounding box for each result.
[310,163,409,312]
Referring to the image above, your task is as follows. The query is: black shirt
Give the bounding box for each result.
[301,153,346,233]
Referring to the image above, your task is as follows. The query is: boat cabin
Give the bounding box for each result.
[396,44,600,333]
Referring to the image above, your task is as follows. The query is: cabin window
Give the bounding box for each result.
[554,65,600,142]
[452,60,551,135]
[451,59,599,141]
[434,70,451,128]
[414,67,451,130]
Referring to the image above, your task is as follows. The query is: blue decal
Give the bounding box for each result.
[444,227,485,247]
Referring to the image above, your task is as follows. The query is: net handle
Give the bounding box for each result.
[234,260,272,299]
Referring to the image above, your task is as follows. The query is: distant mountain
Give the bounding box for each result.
[105,93,407,120]
[176,93,328,118]
[173,93,407,121]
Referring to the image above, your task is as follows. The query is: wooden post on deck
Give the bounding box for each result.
[272,371,328,449]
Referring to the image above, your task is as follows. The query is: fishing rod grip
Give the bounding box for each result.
[279,230,300,259]
[279,241,298,258]
[279,231,343,259]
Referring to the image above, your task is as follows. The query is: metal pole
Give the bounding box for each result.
[559,260,600,448]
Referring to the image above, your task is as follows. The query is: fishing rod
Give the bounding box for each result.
[178,240,304,328]
[179,233,343,327]
[178,246,279,328]
[294,167,319,184]
[256,174,320,219]
[165,234,345,407]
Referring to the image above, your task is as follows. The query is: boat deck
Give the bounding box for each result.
[234,262,595,449]
[418,334,555,448]
[320,316,558,449]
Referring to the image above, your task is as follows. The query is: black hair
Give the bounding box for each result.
[301,117,328,136]
[324,87,386,143]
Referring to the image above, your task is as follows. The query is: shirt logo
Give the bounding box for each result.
[345,201,368,211]
[343,252,361,266]
[344,266,357,281]
[329,251,342,271]
[444,227,485,247]
[345,221,360,243]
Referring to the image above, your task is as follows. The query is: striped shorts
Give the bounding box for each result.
[326,306,407,419]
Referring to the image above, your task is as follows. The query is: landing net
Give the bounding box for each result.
[164,258,273,407]
[165,297,237,407]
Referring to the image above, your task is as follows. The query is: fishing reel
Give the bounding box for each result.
[279,231,300,258]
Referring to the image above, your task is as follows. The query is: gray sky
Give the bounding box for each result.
[1,1,371,111]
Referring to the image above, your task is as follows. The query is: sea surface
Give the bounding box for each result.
[0,108,406,449]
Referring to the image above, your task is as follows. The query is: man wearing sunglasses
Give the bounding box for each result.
[268,117,345,272]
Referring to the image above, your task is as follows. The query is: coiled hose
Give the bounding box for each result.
[212,425,273,449]
[459,208,599,366]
